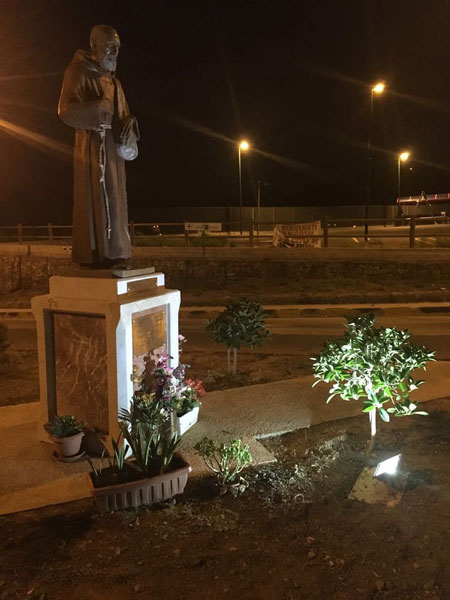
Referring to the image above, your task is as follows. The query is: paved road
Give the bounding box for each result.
[5,314,450,359]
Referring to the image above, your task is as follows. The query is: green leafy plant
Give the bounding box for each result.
[206,298,270,374]
[44,415,84,438]
[194,437,252,492]
[111,432,129,472]
[119,394,180,476]
[312,313,435,452]
[87,448,108,486]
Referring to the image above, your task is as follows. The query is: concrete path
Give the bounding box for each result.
[0,361,449,516]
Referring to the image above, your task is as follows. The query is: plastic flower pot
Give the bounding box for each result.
[87,454,191,512]
[52,431,84,458]
[173,406,199,436]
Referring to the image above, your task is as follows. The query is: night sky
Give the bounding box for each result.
[1,0,450,225]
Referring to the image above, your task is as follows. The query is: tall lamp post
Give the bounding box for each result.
[398,151,410,200]
[365,82,385,241]
[238,139,250,234]
[256,179,268,243]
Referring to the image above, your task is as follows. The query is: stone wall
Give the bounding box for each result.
[1,244,450,296]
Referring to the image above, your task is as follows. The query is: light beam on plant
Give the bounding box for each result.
[312,314,435,453]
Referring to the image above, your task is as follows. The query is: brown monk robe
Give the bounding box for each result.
[58,25,139,267]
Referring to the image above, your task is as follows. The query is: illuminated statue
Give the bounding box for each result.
[58,25,139,267]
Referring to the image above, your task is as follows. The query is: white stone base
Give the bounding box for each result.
[32,272,180,453]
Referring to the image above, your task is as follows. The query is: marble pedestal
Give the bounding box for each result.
[32,271,180,451]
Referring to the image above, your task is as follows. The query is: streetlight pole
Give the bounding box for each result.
[256,179,267,243]
[256,179,261,242]
[398,151,410,200]
[365,82,385,242]
[238,140,249,235]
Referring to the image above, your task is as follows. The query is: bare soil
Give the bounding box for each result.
[1,400,450,600]
[182,349,313,392]
[0,345,314,405]
[0,349,39,407]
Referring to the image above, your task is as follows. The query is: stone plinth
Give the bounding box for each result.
[32,271,180,450]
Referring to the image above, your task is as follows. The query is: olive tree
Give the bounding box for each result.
[312,314,435,453]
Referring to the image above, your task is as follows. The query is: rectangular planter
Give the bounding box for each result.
[87,455,191,512]
[173,406,199,436]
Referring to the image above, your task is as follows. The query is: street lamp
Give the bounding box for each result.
[238,139,250,234]
[365,81,386,241]
[398,151,410,200]
[372,82,385,95]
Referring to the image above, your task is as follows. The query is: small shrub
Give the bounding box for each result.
[194,437,252,493]
[312,313,435,452]
[206,298,270,374]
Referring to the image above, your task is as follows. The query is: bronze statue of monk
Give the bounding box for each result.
[58,25,139,267]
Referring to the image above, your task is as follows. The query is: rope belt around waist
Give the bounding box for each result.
[98,125,112,240]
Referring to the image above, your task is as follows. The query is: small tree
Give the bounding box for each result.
[312,314,435,453]
[206,298,270,374]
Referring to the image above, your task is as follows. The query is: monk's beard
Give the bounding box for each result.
[101,55,117,73]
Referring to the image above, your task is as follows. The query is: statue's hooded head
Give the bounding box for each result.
[90,25,120,73]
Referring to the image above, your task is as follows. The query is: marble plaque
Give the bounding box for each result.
[132,306,167,359]
[54,313,109,433]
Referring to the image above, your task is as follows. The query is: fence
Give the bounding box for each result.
[1,215,450,249]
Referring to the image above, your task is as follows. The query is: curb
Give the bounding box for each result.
[179,303,450,320]
[2,303,450,322]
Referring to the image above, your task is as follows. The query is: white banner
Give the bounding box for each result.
[272,221,322,248]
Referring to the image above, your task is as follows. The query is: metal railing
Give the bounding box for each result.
[1,216,450,249]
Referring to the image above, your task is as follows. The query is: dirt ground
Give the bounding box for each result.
[1,399,449,600]
[0,349,40,407]
[0,344,314,406]
[1,281,450,599]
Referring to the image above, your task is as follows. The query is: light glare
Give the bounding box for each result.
[239,140,250,151]
[399,151,410,162]
[372,82,385,94]
[374,454,401,477]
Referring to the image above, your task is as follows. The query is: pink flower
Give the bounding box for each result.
[186,378,206,397]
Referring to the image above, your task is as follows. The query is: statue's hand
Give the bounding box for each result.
[118,114,136,141]
[116,115,139,160]
[99,99,114,125]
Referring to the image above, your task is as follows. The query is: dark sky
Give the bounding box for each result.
[1,0,450,224]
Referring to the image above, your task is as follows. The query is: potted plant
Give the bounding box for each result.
[43,415,85,459]
[168,373,205,436]
[312,314,435,453]
[206,298,270,374]
[194,437,252,495]
[137,335,205,436]
[87,392,191,512]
